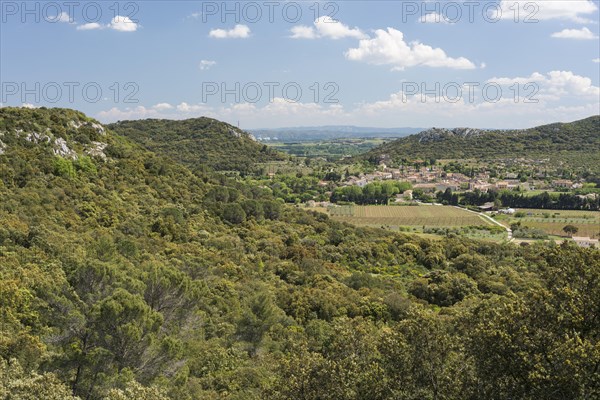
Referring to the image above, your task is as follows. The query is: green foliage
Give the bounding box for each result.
[0,358,79,400]
[53,157,76,178]
[361,116,600,173]
[1,107,598,400]
[108,117,287,174]
[563,224,579,235]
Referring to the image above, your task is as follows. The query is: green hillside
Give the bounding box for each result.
[360,115,600,165]
[0,107,598,400]
[108,117,287,174]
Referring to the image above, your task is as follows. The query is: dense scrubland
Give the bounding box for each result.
[0,108,598,400]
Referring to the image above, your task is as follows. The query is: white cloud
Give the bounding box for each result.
[199,60,217,70]
[109,15,139,32]
[21,103,37,109]
[359,91,598,129]
[314,16,368,39]
[290,25,319,39]
[152,103,173,110]
[551,27,598,40]
[54,12,72,23]
[345,28,476,70]
[419,13,449,24]
[488,70,600,99]
[593,58,600,63]
[75,16,138,32]
[76,22,103,31]
[209,24,250,39]
[496,0,598,23]
[290,16,367,40]
[176,102,212,113]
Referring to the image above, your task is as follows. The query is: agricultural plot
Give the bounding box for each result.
[503,209,600,238]
[328,205,492,228]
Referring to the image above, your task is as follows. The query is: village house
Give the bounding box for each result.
[553,179,573,189]
[469,182,493,192]
[496,181,509,190]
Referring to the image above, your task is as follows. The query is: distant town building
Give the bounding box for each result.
[553,179,573,188]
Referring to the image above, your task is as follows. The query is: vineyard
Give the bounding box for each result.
[501,209,600,238]
[329,205,492,228]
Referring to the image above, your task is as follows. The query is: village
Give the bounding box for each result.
[342,159,592,198]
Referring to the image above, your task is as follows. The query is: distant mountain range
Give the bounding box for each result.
[358,116,600,164]
[250,126,426,142]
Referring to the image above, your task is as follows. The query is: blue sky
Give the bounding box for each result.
[1,0,599,128]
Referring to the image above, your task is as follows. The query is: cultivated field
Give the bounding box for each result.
[498,209,600,238]
[328,205,492,228]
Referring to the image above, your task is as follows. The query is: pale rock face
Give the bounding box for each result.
[228,128,241,138]
[69,120,106,135]
[91,123,106,135]
[229,127,257,141]
[53,137,78,159]
[0,139,6,155]
[86,141,108,160]
[69,120,83,129]
[25,132,52,144]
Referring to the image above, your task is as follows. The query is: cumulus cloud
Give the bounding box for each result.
[496,0,598,23]
[199,60,217,70]
[109,16,139,32]
[290,25,319,39]
[152,103,174,110]
[551,27,598,40]
[345,28,476,70]
[355,88,599,129]
[76,16,138,31]
[76,22,103,31]
[209,24,250,39]
[95,70,597,129]
[593,58,600,63]
[419,13,449,24]
[488,70,600,99]
[49,12,72,23]
[290,16,367,40]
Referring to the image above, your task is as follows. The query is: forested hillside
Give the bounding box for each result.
[108,117,287,174]
[0,107,598,400]
[360,115,600,164]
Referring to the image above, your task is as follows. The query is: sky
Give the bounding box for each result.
[1,0,599,129]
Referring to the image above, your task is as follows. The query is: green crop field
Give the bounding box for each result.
[328,205,492,228]
[498,209,600,238]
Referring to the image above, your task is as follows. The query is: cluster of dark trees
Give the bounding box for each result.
[331,181,412,205]
[460,189,599,210]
